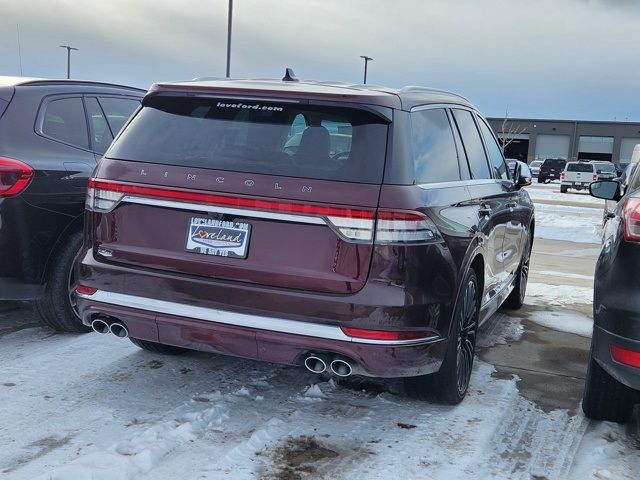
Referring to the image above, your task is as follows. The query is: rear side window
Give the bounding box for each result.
[566,163,594,172]
[476,116,509,180]
[107,96,390,184]
[410,108,460,183]
[85,97,113,154]
[98,97,140,137]
[41,97,89,149]
[451,109,491,180]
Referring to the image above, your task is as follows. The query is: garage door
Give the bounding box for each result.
[620,138,640,164]
[535,134,570,161]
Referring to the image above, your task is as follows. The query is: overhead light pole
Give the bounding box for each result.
[226,0,233,78]
[59,45,78,79]
[360,55,373,84]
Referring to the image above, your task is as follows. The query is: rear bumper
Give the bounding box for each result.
[592,325,640,391]
[561,181,591,188]
[76,289,447,378]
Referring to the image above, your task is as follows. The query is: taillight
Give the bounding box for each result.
[374,210,436,244]
[622,197,640,243]
[593,174,598,181]
[0,157,33,197]
[560,172,565,180]
[611,344,640,368]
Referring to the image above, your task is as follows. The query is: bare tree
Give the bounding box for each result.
[499,110,527,156]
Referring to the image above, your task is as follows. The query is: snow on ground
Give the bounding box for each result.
[0,325,597,480]
[525,182,605,206]
[526,309,593,338]
[533,202,603,243]
[526,282,593,306]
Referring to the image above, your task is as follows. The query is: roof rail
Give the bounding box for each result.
[399,86,470,102]
[18,79,145,92]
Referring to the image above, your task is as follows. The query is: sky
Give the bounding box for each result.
[1,0,639,121]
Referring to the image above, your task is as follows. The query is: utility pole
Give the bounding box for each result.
[360,55,373,84]
[226,0,233,78]
[59,45,78,79]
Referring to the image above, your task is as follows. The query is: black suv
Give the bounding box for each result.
[0,77,143,331]
[537,158,567,183]
[585,167,640,422]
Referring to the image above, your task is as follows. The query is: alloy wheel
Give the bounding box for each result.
[456,279,478,396]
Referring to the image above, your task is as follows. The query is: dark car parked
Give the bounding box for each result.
[0,77,143,331]
[585,167,640,422]
[75,75,534,404]
[537,158,567,183]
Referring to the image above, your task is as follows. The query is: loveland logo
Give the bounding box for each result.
[191,226,245,248]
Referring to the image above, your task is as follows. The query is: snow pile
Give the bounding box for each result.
[527,310,593,338]
[569,422,640,479]
[527,282,593,306]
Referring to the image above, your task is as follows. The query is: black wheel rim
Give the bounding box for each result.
[519,242,531,301]
[456,279,478,396]
[67,253,80,319]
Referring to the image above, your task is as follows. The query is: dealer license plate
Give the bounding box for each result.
[185,217,251,259]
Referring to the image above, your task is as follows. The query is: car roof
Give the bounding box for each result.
[0,76,145,93]
[148,77,476,111]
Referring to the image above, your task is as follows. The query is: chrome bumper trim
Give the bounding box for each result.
[79,290,439,346]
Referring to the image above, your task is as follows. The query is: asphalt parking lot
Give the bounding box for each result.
[0,183,638,480]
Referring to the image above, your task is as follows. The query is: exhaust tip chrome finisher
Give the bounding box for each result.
[330,358,353,377]
[304,355,327,374]
[91,318,110,334]
[109,322,129,338]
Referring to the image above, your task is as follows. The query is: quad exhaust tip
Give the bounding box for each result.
[91,318,110,335]
[330,358,353,377]
[304,355,327,374]
[109,322,129,338]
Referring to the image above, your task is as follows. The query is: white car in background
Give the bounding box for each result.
[529,160,543,177]
[560,161,598,193]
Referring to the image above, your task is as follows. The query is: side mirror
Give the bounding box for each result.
[513,161,532,189]
[590,180,621,201]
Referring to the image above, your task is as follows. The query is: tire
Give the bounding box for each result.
[34,231,91,333]
[537,176,545,184]
[504,234,531,310]
[560,185,568,193]
[582,354,637,423]
[405,268,479,404]
[129,338,188,355]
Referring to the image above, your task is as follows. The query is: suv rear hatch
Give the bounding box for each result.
[88,94,391,294]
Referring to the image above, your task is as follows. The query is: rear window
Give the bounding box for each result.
[593,163,615,173]
[107,96,389,184]
[543,159,565,168]
[566,163,594,172]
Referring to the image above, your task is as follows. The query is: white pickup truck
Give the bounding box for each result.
[560,162,598,193]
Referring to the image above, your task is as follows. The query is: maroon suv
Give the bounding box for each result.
[75,75,534,404]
